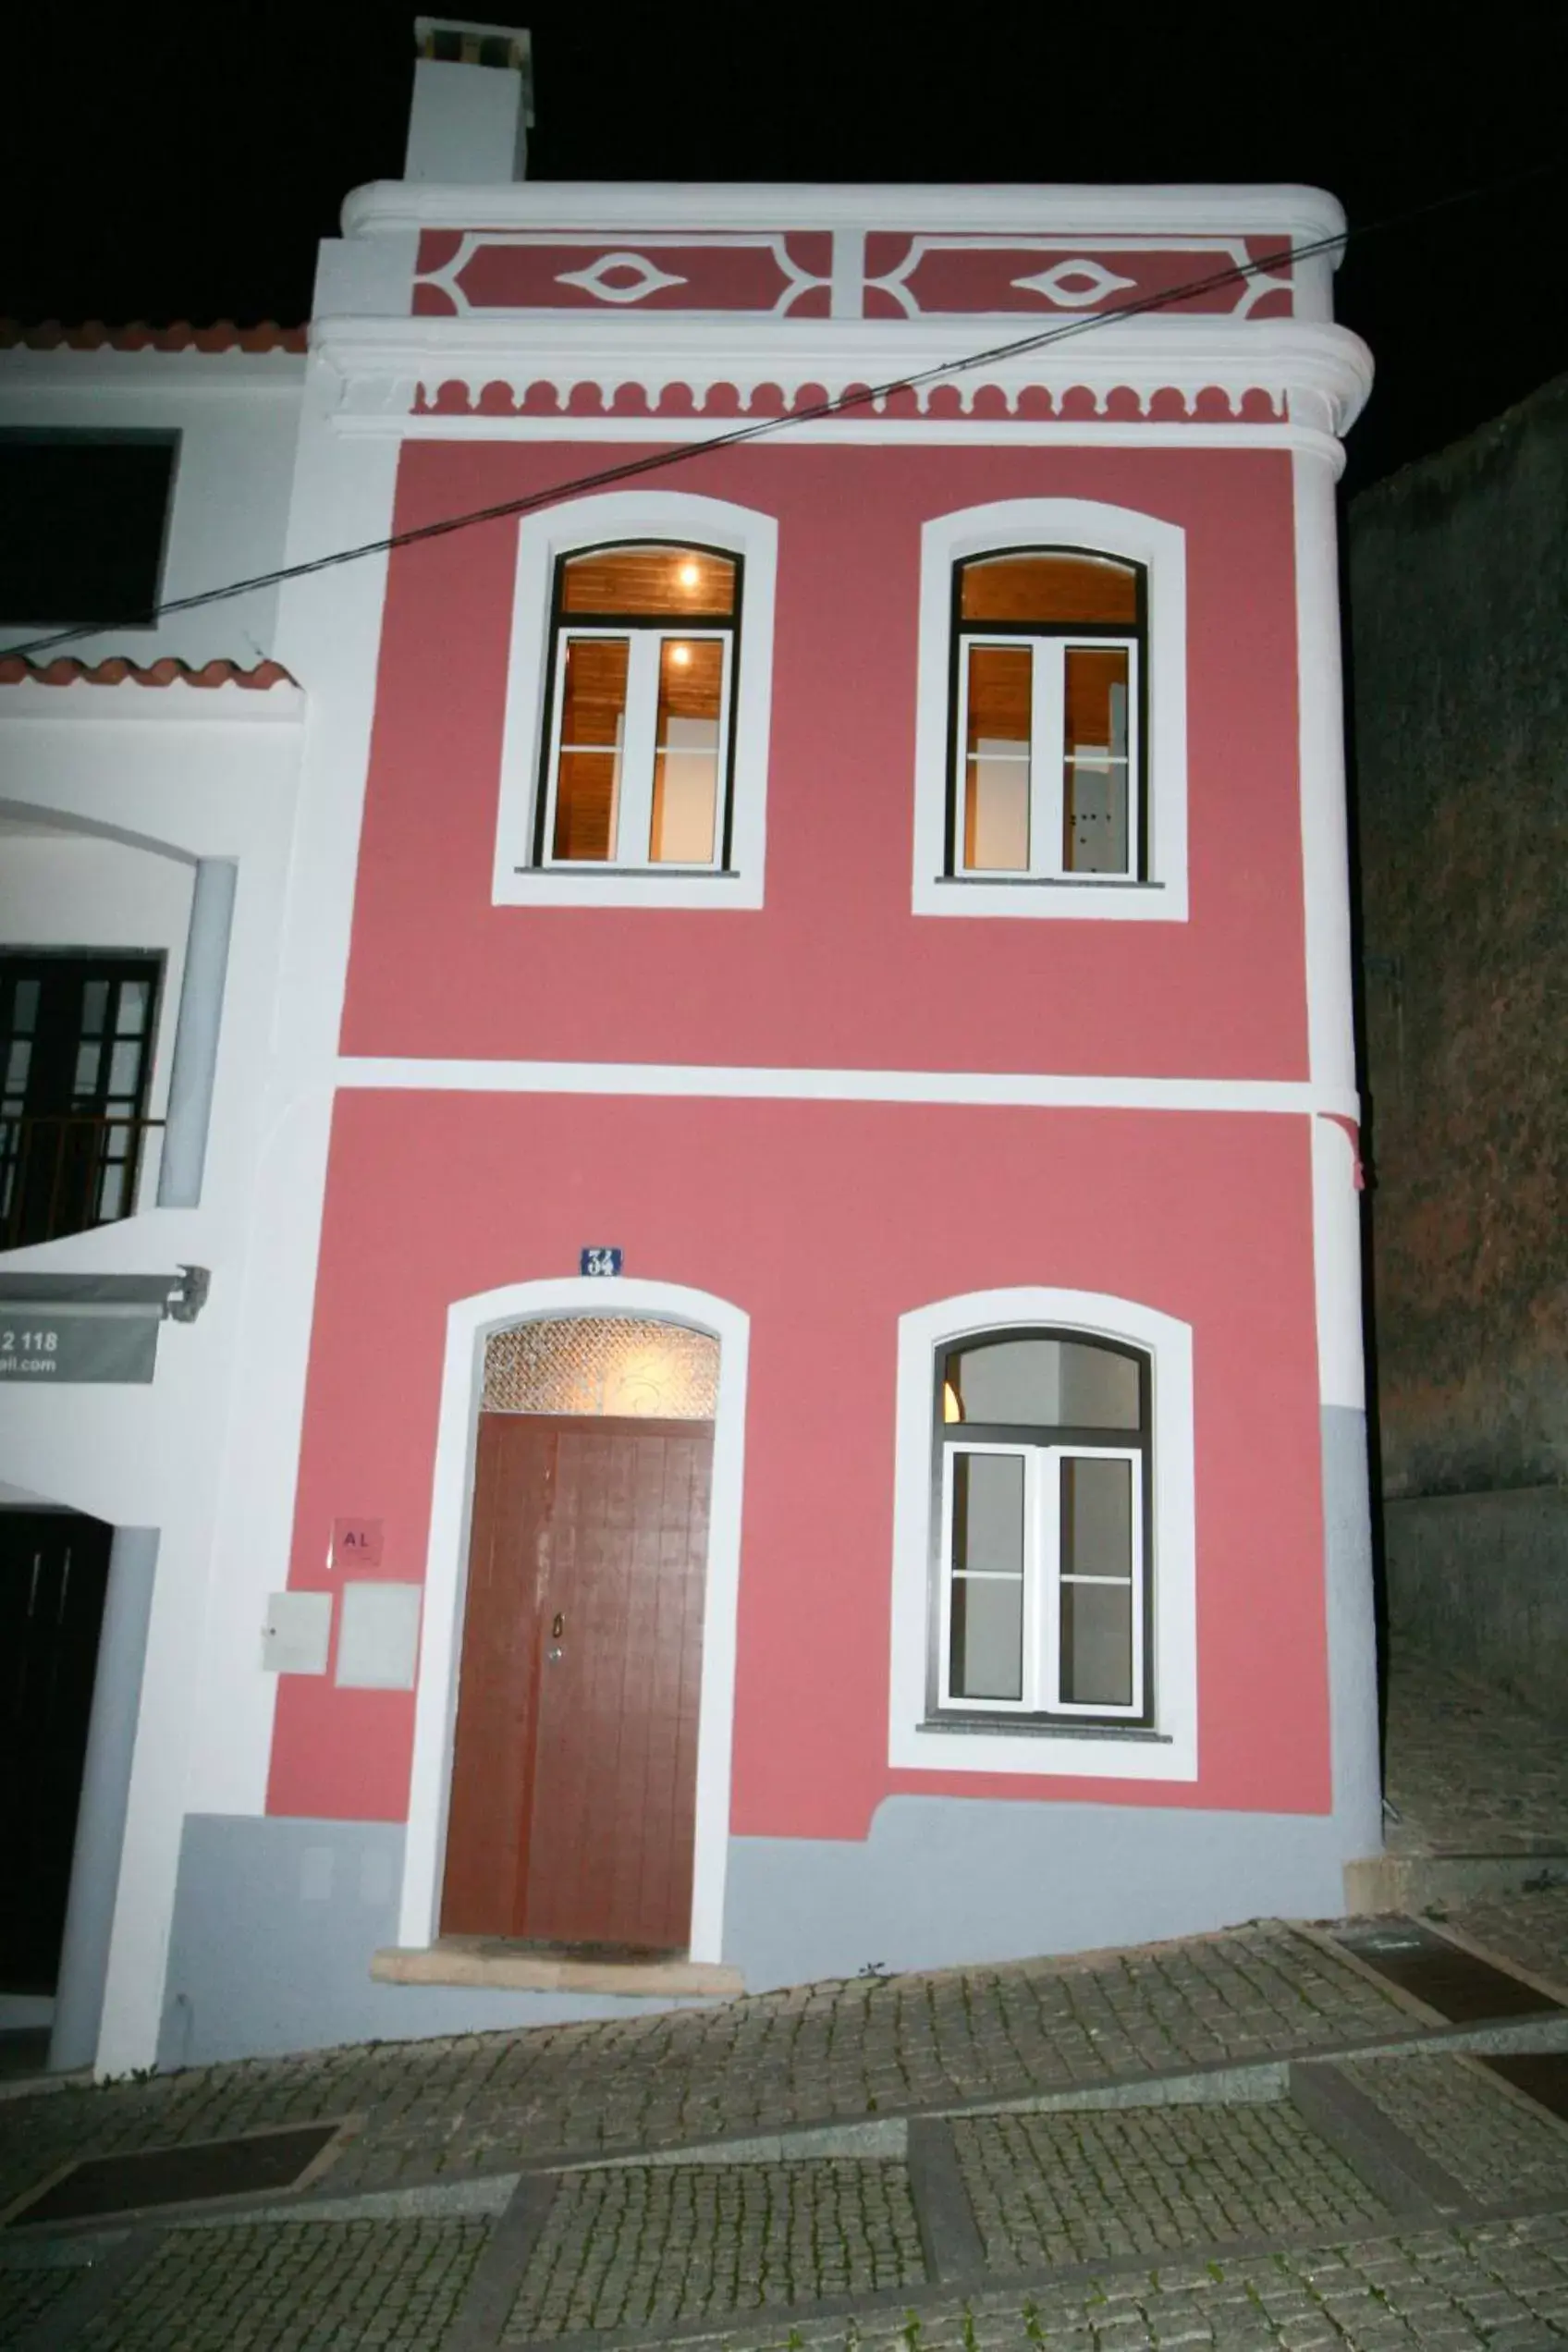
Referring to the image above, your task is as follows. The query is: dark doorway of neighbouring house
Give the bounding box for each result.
[0,1512,110,2000]
[440,1317,717,1954]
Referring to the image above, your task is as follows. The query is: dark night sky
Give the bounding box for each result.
[6,1,1567,493]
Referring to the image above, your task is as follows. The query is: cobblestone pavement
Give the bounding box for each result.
[954,2102,1388,2272]
[1454,1887,1568,1998]
[76,2216,488,2350]
[670,2212,1568,2349]
[1342,2051,1568,2206]
[1384,1650,1568,1857]
[503,2162,925,2340]
[0,1925,1417,2215]
[0,2259,78,2338]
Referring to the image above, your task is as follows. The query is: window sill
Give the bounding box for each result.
[913,876,1185,923]
[919,1715,1171,1743]
[494,866,761,913]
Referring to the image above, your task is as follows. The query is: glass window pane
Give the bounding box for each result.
[1064,646,1131,875]
[6,1041,30,1094]
[1061,1457,1133,1581]
[561,545,736,619]
[73,1042,102,1096]
[116,980,150,1036]
[651,638,722,864]
[963,643,1031,871]
[11,980,39,1033]
[97,1163,124,1220]
[947,1338,1141,1428]
[554,636,629,862]
[951,1452,1025,1573]
[107,1040,141,1099]
[961,552,1138,626]
[950,1577,1023,1701]
[80,981,108,1035]
[1060,1582,1133,1707]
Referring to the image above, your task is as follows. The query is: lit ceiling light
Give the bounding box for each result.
[670,643,692,667]
[678,560,701,588]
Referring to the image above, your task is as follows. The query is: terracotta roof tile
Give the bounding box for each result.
[0,320,307,354]
[0,655,297,690]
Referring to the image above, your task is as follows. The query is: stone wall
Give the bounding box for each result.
[1351,374,1568,1502]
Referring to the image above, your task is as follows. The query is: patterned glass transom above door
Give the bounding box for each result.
[483,1317,717,1419]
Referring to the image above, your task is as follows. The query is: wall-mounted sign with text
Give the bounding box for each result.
[581,1247,623,1277]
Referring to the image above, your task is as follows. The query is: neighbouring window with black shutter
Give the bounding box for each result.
[0,432,178,628]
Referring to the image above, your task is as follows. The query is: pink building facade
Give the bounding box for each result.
[0,36,1379,2070]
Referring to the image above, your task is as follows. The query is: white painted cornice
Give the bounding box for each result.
[0,680,306,725]
[342,178,1348,255]
[0,349,306,397]
[311,312,1374,437]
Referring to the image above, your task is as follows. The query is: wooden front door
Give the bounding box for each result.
[441,1414,712,1953]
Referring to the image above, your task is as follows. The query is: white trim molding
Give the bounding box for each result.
[344,179,1349,254]
[398,1277,750,1964]
[888,1288,1197,1781]
[312,315,1374,443]
[912,499,1188,922]
[495,491,777,910]
[335,1057,1360,1123]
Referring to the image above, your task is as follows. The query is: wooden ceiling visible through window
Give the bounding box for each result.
[560,545,737,619]
[961,552,1137,625]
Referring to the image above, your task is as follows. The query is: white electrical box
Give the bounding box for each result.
[261,1591,333,1675]
[336,1582,423,1690]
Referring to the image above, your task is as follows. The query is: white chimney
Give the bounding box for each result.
[406,18,533,184]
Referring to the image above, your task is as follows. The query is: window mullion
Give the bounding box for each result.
[1031,640,1066,880]
[617,632,661,864]
[1038,1447,1061,1710]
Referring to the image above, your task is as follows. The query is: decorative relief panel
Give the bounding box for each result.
[414,231,834,318]
[411,228,1294,322]
[483,1317,718,1420]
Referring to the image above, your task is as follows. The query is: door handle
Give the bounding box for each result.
[551,1612,565,1638]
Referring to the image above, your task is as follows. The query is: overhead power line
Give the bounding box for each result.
[6,158,1564,663]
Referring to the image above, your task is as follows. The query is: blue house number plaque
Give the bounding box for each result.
[581,1247,622,1277]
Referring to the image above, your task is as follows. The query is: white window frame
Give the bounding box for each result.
[938,1439,1146,1717]
[888,1289,1197,1780]
[913,499,1188,921]
[954,631,1141,882]
[540,621,736,874]
[495,491,777,910]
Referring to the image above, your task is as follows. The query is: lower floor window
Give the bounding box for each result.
[935,1330,1151,1726]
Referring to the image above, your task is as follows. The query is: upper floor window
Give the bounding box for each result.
[496,492,777,911]
[952,552,1145,883]
[913,501,1188,923]
[0,432,177,630]
[537,544,740,873]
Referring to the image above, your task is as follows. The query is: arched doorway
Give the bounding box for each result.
[439,1315,718,1954]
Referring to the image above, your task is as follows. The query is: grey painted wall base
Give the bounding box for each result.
[157,1817,715,2069]
[1383,1486,1568,1722]
[159,1409,1382,2066]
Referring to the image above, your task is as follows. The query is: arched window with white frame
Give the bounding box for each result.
[888,1288,1197,1780]
[937,1329,1151,1723]
[495,490,778,911]
[912,500,1188,923]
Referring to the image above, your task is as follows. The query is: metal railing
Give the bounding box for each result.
[0,1115,165,1252]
